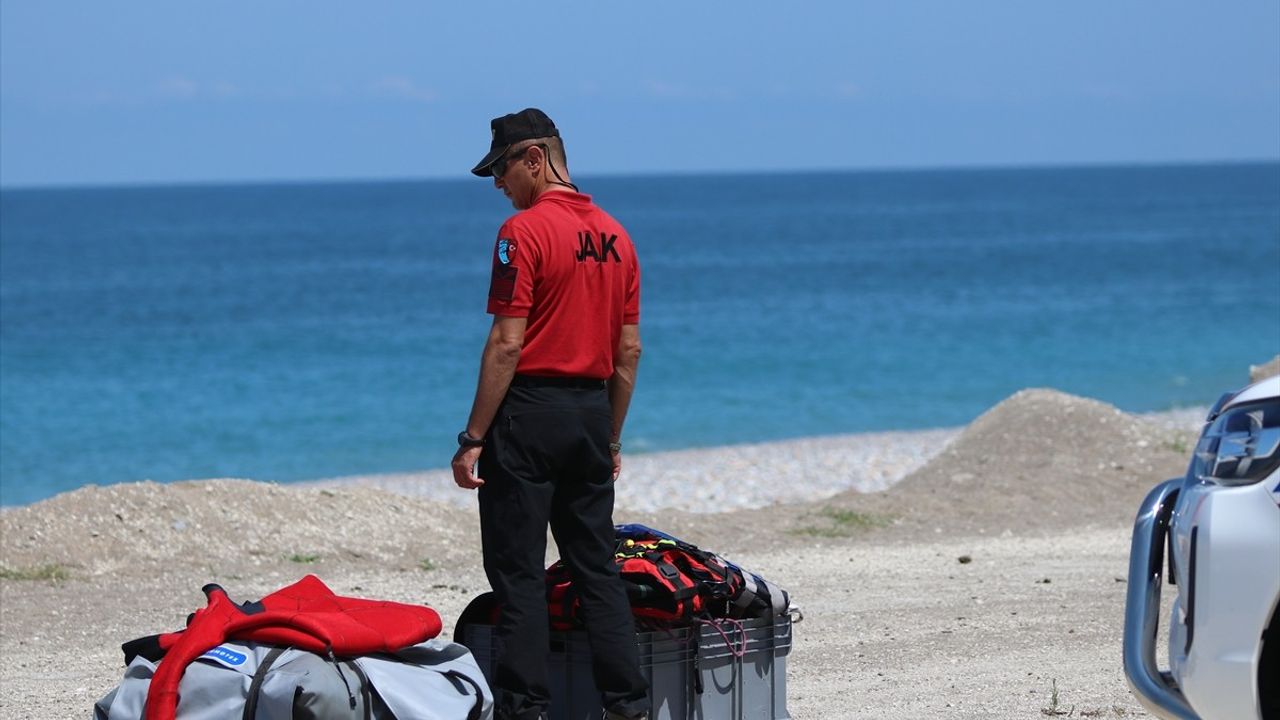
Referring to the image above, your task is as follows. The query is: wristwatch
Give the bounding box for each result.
[457,431,485,448]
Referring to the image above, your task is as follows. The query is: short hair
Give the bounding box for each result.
[513,136,567,171]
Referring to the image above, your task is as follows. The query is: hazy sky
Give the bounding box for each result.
[2,2,1277,187]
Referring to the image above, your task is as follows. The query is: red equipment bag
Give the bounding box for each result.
[546,525,789,630]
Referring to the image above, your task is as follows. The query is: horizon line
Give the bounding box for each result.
[2,156,1278,193]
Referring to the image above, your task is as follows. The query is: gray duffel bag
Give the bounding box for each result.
[93,637,493,720]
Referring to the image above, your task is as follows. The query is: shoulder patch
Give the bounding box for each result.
[496,238,517,265]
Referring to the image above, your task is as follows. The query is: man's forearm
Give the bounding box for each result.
[465,329,522,438]
[608,367,637,443]
[608,324,642,442]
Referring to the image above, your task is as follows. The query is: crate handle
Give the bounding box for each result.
[697,617,747,659]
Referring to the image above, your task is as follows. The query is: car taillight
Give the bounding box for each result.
[1191,399,1280,486]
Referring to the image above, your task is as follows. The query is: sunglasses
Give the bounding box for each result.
[491,144,542,178]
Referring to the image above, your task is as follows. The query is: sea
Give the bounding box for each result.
[2,163,1278,507]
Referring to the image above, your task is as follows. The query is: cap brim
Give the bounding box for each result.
[471,145,509,177]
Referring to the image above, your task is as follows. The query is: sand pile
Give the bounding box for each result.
[1,479,478,577]
[1252,354,1280,382]
[804,388,1197,538]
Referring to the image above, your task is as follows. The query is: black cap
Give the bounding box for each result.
[471,108,561,177]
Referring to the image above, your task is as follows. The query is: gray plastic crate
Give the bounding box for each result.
[464,615,792,720]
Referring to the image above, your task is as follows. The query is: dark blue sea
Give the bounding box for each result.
[2,164,1278,506]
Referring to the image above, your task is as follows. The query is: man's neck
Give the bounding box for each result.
[532,181,576,201]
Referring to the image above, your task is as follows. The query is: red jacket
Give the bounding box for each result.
[144,574,442,720]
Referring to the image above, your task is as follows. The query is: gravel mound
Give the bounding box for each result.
[1,479,478,577]
[810,388,1196,538]
[1252,354,1280,382]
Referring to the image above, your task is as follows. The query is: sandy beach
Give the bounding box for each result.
[1,388,1209,719]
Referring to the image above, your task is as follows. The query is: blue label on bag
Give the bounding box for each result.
[201,646,247,666]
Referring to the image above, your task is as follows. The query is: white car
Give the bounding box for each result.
[1124,375,1280,720]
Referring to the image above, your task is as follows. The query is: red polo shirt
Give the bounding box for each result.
[487,191,640,379]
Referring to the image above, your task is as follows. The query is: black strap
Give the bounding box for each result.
[242,647,286,720]
[656,561,683,585]
[345,659,373,720]
[121,635,165,665]
[656,561,698,619]
[444,670,488,720]
[544,153,579,193]
[656,562,697,595]
[326,648,358,710]
[691,639,704,696]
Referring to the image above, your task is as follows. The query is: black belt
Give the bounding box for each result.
[511,374,606,390]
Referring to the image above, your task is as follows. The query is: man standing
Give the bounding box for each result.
[451,108,649,720]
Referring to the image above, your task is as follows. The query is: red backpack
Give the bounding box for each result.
[546,525,789,630]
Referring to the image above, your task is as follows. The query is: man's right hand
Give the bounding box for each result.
[451,445,485,489]
[611,447,622,481]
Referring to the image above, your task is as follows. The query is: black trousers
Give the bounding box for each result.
[477,381,650,720]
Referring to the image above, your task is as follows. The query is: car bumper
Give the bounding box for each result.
[1123,479,1200,720]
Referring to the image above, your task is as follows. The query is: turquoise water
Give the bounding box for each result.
[2,163,1278,506]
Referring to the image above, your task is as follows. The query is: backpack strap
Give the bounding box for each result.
[241,646,286,720]
[653,559,695,595]
[763,577,789,616]
[656,560,699,619]
[732,570,759,615]
[345,656,373,720]
[732,571,790,618]
[443,670,488,720]
[324,648,359,711]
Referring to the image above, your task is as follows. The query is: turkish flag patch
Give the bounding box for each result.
[489,265,518,302]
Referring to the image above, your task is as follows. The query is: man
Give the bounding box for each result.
[451,108,649,720]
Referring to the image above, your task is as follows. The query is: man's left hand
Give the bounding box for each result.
[451,445,485,489]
